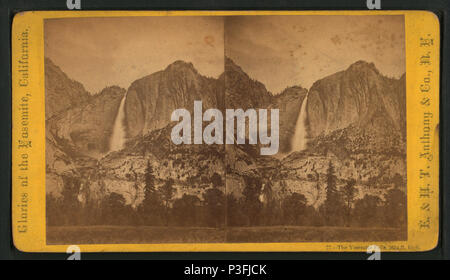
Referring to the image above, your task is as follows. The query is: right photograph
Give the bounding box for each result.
[223,15,406,242]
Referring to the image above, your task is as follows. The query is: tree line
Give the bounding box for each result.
[47,161,406,228]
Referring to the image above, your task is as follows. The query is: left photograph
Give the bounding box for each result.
[44,16,227,244]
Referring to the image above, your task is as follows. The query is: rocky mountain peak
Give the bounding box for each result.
[306,60,405,140]
[224,56,246,75]
[165,60,198,74]
[277,85,306,98]
[221,56,272,109]
[44,57,91,119]
[124,59,225,139]
[96,85,126,98]
[45,57,58,71]
[346,60,380,75]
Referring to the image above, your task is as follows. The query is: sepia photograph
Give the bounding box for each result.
[44,15,407,244]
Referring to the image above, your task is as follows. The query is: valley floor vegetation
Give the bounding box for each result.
[47,161,407,244]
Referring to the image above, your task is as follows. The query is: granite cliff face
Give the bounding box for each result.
[47,85,126,156]
[221,57,273,109]
[307,61,406,140]
[45,58,91,119]
[45,58,406,209]
[123,58,275,139]
[45,58,128,155]
[269,86,307,153]
[124,61,225,138]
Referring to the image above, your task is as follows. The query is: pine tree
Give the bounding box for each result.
[140,161,162,225]
[160,178,175,226]
[322,161,344,226]
[342,179,356,227]
[144,161,156,199]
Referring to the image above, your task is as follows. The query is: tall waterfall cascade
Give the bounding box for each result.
[110,92,128,151]
[291,94,309,151]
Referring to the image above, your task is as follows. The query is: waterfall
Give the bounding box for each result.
[291,94,309,151]
[110,93,127,151]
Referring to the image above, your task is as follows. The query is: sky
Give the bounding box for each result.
[45,16,225,94]
[45,15,405,94]
[225,15,405,93]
